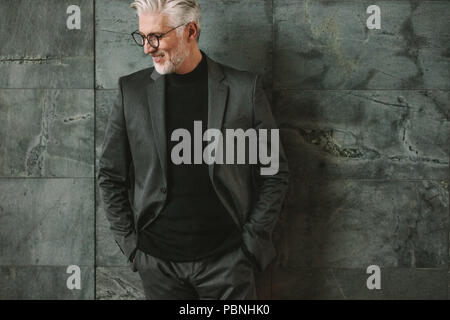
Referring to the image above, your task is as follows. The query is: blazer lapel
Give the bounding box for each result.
[205,55,229,181]
[146,69,167,184]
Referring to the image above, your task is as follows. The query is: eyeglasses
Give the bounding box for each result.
[131,22,190,49]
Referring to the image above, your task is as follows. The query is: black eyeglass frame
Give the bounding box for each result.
[131,22,190,48]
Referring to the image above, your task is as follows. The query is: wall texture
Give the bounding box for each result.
[0,0,448,299]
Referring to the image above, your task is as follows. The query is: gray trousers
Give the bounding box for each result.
[133,244,257,300]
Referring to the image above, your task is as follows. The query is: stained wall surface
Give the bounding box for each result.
[0,0,448,299]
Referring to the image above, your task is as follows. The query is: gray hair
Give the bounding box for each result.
[130,0,201,41]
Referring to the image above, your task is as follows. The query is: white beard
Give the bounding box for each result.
[153,38,190,74]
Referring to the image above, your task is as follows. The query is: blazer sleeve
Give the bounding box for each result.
[97,77,137,263]
[241,74,290,272]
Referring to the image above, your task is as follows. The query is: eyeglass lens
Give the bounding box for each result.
[132,32,158,48]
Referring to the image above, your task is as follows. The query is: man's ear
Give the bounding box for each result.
[187,23,198,40]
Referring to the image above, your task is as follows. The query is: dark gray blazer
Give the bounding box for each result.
[97,52,289,272]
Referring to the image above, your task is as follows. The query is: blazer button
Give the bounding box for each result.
[160,187,167,194]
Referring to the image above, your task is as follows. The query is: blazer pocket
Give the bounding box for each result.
[222,116,251,130]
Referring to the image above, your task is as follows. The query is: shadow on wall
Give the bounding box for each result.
[271,91,337,299]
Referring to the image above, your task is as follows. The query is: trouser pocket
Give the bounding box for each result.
[131,248,141,272]
[239,245,257,269]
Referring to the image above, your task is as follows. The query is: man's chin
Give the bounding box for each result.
[154,62,176,75]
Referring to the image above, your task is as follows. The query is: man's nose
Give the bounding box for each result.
[144,41,157,55]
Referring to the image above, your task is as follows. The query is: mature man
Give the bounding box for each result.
[97,0,289,300]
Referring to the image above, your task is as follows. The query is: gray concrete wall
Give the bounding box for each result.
[0,0,448,299]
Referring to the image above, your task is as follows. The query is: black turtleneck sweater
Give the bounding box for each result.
[138,50,242,261]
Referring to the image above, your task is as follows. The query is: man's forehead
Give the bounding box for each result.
[138,12,169,33]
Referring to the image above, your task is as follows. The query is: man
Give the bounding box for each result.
[97,0,289,300]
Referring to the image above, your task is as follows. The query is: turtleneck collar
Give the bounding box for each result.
[166,50,207,86]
